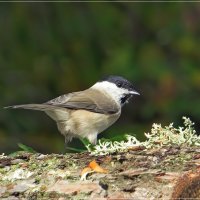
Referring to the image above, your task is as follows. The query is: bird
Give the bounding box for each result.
[5,75,139,145]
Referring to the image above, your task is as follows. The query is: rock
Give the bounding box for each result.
[47,180,103,195]
[8,179,35,193]
[0,186,6,197]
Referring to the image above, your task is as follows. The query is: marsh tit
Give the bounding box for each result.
[5,75,139,144]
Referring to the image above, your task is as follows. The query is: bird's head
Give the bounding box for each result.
[92,75,140,106]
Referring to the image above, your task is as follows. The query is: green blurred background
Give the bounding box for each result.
[1,3,200,153]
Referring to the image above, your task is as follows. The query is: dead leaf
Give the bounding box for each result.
[88,160,108,173]
[80,160,108,180]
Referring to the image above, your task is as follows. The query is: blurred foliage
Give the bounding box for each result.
[9,143,37,157]
[1,3,200,153]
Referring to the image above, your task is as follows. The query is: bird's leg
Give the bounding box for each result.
[62,135,73,153]
[87,133,98,145]
[79,137,96,153]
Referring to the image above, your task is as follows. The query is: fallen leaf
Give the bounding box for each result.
[80,167,93,180]
[80,160,108,180]
[88,160,108,173]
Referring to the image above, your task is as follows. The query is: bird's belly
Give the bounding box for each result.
[68,109,121,137]
[47,109,121,144]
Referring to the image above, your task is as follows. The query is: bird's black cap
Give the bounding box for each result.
[99,75,139,94]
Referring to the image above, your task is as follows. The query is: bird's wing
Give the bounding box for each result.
[45,89,119,114]
[4,104,64,111]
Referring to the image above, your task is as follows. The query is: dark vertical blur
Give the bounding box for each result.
[1,3,200,153]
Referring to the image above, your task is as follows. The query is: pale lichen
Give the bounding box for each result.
[3,168,34,181]
[86,135,141,156]
[144,116,199,148]
[88,117,200,156]
[0,153,7,159]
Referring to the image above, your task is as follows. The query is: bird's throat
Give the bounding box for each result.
[120,94,131,105]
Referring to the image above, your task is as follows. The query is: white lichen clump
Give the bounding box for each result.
[3,169,33,181]
[87,135,141,156]
[88,117,200,156]
[144,116,200,148]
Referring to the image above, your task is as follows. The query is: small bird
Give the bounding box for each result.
[5,75,139,144]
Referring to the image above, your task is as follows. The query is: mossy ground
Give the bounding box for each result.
[0,145,199,199]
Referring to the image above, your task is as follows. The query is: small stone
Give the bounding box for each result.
[37,154,47,160]
[11,159,24,165]
[9,179,36,193]
[0,186,6,197]
[0,158,12,167]
[47,180,103,195]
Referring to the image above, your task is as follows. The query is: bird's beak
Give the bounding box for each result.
[129,90,140,95]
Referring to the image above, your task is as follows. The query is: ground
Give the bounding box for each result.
[0,145,200,200]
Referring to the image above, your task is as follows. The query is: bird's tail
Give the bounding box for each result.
[4,104,60,111]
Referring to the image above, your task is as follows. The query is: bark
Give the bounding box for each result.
[0,145,200,200]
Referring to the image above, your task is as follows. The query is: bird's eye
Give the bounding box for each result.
[117,82,122,87]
